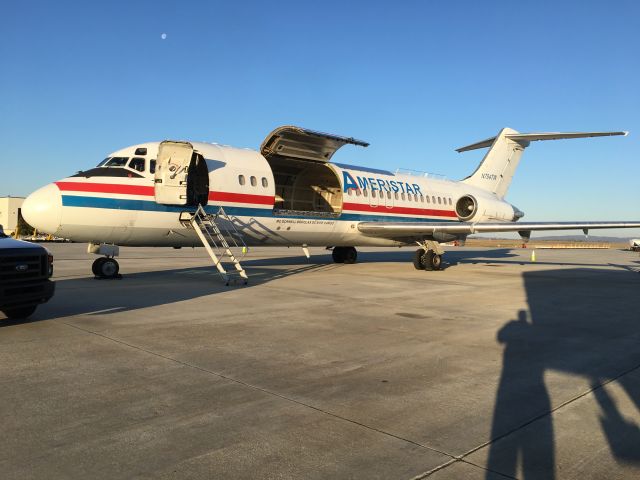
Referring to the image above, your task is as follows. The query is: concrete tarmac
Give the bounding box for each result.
[1,244,640,479]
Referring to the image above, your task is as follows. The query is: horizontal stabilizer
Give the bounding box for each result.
[456,130,628,152]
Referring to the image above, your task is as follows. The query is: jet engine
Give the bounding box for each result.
[455,195,478,221]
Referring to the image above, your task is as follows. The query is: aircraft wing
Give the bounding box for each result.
[357,221,640,238]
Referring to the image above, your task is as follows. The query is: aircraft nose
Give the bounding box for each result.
[22,183,62,235]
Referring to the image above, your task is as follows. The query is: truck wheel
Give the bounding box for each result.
[2,305,37,320]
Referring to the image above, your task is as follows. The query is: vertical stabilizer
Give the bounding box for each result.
[457,128,627,198]
[459,128,525,199]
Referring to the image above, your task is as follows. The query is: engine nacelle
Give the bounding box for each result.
[455,194,523,222]
[455,195,478,221]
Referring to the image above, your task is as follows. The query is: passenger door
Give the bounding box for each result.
[154,141,194,205]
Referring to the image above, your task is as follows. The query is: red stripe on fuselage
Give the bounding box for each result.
[56,181,275,205]
[342,202,457,218]
[208,191,274,205]
[55,182,448,216]
[56,181,155,196]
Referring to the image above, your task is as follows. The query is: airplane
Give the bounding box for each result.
[20,125,640,280]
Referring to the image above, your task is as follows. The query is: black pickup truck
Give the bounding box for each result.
[0,225,55,319]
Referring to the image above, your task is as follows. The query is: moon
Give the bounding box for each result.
[161,33,167,40]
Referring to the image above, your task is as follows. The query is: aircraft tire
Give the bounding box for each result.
[413,248,426,270]
[427,251,442,271]
[98,258,119,278]
[343,247,358,264]
[92,257,106,276]
[332,247,346,263]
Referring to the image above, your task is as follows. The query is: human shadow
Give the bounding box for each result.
[486,268,640,479]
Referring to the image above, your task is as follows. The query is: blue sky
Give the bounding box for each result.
[1,1,639,234]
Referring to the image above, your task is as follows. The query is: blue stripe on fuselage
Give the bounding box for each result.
[61,195,457,224]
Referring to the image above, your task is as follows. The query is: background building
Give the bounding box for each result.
[0,196,27,236]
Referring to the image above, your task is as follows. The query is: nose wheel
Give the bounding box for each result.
[92,257,121,279]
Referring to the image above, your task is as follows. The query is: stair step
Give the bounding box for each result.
[189,204,249,284]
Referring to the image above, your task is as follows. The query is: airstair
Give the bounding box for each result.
[180,205,249,285]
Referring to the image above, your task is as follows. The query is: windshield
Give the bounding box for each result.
[128,157,145,172]
[102,157,129,167]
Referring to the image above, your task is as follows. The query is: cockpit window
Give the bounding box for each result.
[102,157,129,167]
[149,160,156,174]
[128,157,145,172]
[97,158,110,167]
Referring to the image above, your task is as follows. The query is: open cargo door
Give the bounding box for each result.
[260,125,369,162]
[260,125,369,217]
[154,141,196,206]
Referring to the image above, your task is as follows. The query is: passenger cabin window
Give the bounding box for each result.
[239,175,246,186]
[128,157,145,172]
[387,191,391,199]
[394,192,399,200]
[363,190,368,197]
[250,176,257,187]
[432,195,436,203]
[420,194,424,202]
[448,198,452,205]
[150,160,156,174]
[426,195,430,203]
[262,177,268,188]
[371,190,376,198]
[438,197,442,204]
[401,193,406,201]
[356,189,361,197]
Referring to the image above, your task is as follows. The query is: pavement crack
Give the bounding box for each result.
[409,457,517,480]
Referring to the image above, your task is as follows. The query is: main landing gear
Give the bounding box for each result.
[413,240,444,271]
[332,246,358,264]
[88,243,121,279]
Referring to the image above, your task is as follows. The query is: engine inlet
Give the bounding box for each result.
[456,195,477,221]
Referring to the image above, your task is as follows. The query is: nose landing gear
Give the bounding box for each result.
[88,243,122,279]
[413,240,444,271]
[92,257,120,279]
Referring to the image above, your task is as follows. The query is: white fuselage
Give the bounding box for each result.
[22,141,519,248]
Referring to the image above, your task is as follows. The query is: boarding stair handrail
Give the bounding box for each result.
[188,204,248,285]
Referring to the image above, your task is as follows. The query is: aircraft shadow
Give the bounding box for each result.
[0,261,332,326]
[486,268,640,479]
[3,247,628,327]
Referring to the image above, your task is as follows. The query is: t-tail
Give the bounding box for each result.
[457,128,628,199]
